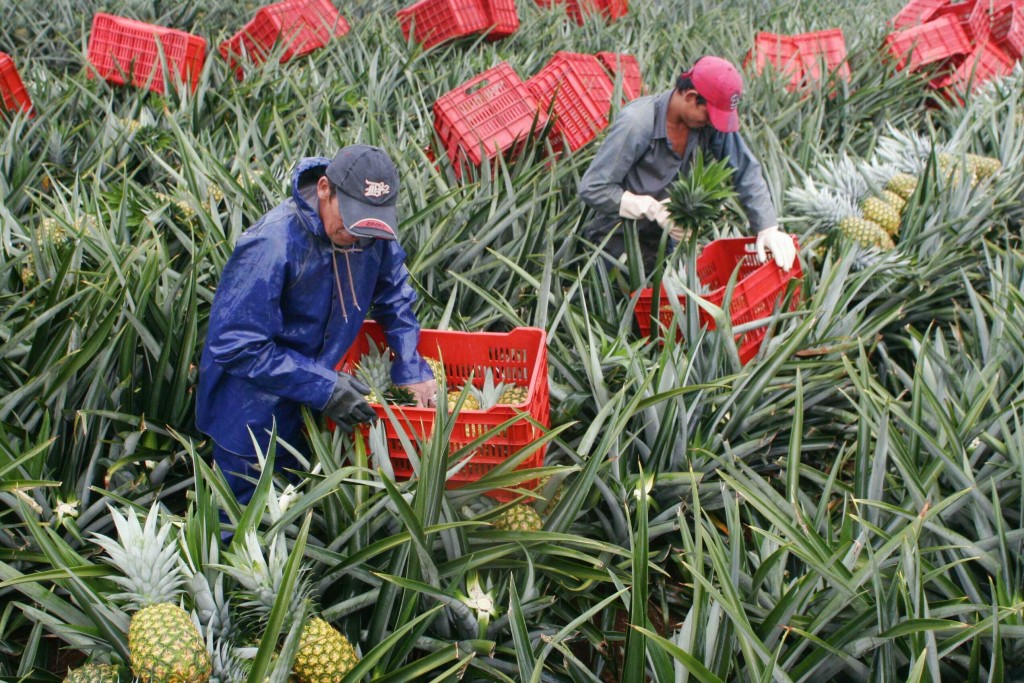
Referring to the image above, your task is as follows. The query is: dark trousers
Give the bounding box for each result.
[212,441,301,508]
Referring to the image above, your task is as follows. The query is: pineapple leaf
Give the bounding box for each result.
[665,150,737,233]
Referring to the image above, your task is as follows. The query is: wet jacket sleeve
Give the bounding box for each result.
[708,131,778,232]
[205,233,338,410]
[578,104,653,214]
[372,242,432,386]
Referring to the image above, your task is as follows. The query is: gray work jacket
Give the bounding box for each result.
[579,89,778,238]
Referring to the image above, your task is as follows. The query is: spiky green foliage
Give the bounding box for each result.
[665,149,737,233]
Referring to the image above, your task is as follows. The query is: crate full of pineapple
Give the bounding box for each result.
[634,236,803,364]
[338,320,549,498]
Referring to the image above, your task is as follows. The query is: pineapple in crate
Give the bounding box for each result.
[354,335,415,406]
[90,504,212,683]
[447,368,528,436]
[664,149,738,240]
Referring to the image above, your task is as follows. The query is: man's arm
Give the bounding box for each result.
[711,131,778,233]
[371,241,432,387]
[205,233,338,409]
[578,103,653,214]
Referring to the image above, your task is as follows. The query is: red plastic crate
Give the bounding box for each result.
[596,51,644,102]
[885,14,973,70]
[793,29,851,84]
[893,0,949,28]
[526,52,614,152]
[220,0,350,78]
[0,52,33,116]
[933,0,991,42]
[948,40,1016,91]
[433,62,546,178]
[87,13,206,94]
[991,5,1024,59]
[745,32,803,91]
[338,321,550,501]
[396,0,490,49]
[481,0,520,38]
[565,0,628,24]
[633,236,803,364]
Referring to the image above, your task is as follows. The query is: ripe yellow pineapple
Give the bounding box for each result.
[885,172,918,200]
[91,505,212,683]
[63,662,124,683]
[965,153,1001,180]
[293,617,360,683]
[424,356,445,384]
[498,383,528,405]
[448,386,480,411]
[493,504,543,532]
[879,190,906,214]
[838,217,895,250]
[859,196,901,236]
[937,152,976,187]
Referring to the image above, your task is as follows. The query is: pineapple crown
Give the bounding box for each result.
[874,124,951,175]
[355,336,393,391]
[665,149,737,232]
[785,178,860,231]
[468,368,510,411]
[90,503,186,610]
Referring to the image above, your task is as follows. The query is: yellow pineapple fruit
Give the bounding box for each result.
[129,603,211,683]
[493,504,543,532]
[63,662,124,683]
[885,173,918,200]
[498,384,528,405]
[965,153,1001,180]
[837,217,895,250]
[879,190,906,214]
[293,617,360,683]
[859,196,901,236]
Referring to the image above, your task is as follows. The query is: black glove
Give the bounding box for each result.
[323,372,378,433]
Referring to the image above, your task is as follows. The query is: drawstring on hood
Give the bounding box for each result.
[331,244,363,322]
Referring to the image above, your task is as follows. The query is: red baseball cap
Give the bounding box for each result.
[685,56,743,133]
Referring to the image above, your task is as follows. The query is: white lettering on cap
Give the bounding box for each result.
[729,93,741,110]
[364,180,391,198]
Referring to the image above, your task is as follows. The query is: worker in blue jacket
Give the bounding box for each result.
[197,145,436,507]
[579,56,797,274]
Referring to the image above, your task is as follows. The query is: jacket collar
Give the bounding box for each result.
[291,156,332,242]
[652,89,674,141]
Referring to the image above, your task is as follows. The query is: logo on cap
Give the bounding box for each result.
[364,180,391,198]
[729,93,741,110]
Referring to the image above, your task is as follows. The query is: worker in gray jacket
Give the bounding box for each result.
[579,55,796,275]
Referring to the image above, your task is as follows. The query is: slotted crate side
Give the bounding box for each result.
[433,62,545,176]
[596,51,643,101]
[949,40,1016,91]
[991,5,1024,59]
[221,0,349,76]
[481,0,520,38]
[793,28,851,83]
[933,0,991,42]
[633,236,802,364]
[526,52,614,152]
[338,321,550,501]
[744,32,802,90]
[87,13,206,94]
[0,52,33,115]
[892,0,948,29]
[885,13,973,70]
[396,0,490,49]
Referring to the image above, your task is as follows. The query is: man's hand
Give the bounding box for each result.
[324,372,377,433]
[621,193,688,242]
[755,226,797,272]
[401,378,438,408]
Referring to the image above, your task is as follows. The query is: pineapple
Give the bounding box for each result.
[859,196,901,236]
[355,338,393,404]
[64,663,124,683]
[885,172,918,201]
[499,383,528,406]
[786,180,896,252]
[937,152,976,187]
[838,217,896,250]
[91,505,212,683]
[817,155,903,236]
[293,618,360,683]
[467,369,512,411]
[424,356,445,384]
[879,190,907,213]
[665,149,738,235]
[965,153,1001,180]
[448,386,480,411]
[493,504,543,532]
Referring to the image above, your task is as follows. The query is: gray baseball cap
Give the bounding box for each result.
[325,145,400,240]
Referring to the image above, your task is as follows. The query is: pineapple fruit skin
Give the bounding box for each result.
[885,173,918,200]
[860,196,901,236]
[293,617,360,683]
[493,504,543,532]
[837,217,895,250]
[64,663,123,683]
[128,603,212,683]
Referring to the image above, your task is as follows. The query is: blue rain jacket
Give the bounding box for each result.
[196,156,431,455]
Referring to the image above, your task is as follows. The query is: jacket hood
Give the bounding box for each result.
[292,156,331,241]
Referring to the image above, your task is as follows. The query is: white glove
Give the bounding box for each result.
[620,192,686,241]
[618,191,663,221]
[755,225,796,272]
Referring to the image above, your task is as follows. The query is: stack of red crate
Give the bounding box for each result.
[535,0,628,24]
[527,51,616,153]
[745,29,849,92]
[887,0,1023,96]
[220,0,350,79]
[596,51,644,102]
[396,0,519,49]
[87,13,207,94]
[0,52,33,117]
[433,62,546,178]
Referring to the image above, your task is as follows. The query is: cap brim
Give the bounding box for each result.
[707,105,740,133]
[338,194,398,240]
